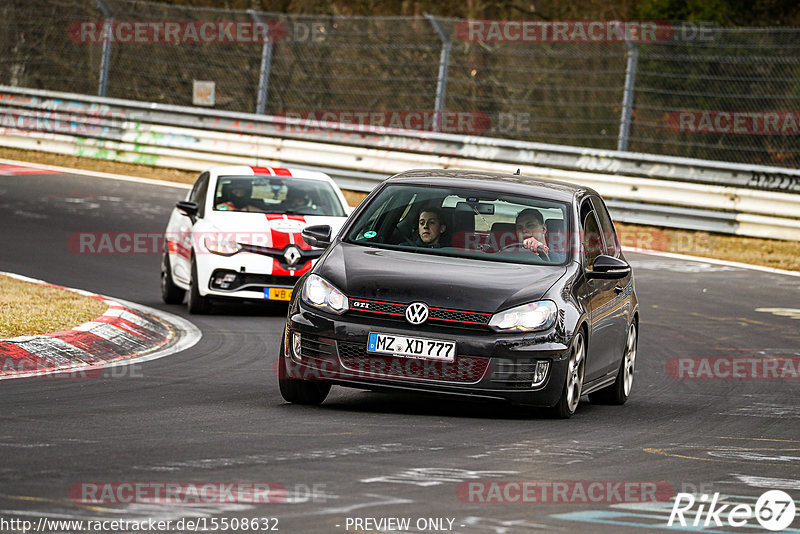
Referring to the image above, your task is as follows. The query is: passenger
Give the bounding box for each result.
[216,180,260,211]
[415,207,448,248]
[515,208,549,256]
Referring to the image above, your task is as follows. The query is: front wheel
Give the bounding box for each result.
[278,338,331,405]
[160,250,185,304]
[187,255,211,314]
[590,322,637,405]
[548,330,585,419]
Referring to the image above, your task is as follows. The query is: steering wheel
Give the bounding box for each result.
[499,242,550,260]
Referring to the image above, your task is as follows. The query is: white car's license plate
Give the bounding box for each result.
[367,332,456,361]
[265,287,293,301]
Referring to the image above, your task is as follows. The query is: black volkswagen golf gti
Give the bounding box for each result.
[278,169,638,417]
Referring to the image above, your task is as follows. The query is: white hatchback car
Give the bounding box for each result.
[161,165,350,313]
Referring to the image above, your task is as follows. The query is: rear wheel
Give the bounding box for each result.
[187,255,211,314]
[548,330,585,419]
[160,249,185,304]
[278,338,331,405]
[590,322,637,405]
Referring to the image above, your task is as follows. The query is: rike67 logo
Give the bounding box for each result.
[669,490,796,531]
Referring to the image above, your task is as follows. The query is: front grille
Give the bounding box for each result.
[210,270,299,291]
[352,300,406,316]
[348,298,491,329]
[490,358,550,388]
[336,341,488,383]
[239,243,321,270]
[429,307,491,324]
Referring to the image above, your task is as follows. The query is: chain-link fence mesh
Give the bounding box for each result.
[2,0,800,168]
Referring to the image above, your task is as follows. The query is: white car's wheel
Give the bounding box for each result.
[160,248,185,304]
[187,255,211,314]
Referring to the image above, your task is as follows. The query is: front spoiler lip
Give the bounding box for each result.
[300,367,565,407]
[325,378,517,403]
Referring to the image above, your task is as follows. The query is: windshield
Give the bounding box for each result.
[213,175,346,216]
[344,184,571,265]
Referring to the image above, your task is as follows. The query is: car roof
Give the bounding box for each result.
[384,169,598,203]
[207,165,337,184]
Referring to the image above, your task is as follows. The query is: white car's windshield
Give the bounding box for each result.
[344,184,571,265]
[213,175,346,216]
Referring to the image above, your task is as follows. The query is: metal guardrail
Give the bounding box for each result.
[1,86,799,240]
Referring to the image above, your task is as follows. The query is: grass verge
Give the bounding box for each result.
[0,275,108,339]
[2,146,798,271]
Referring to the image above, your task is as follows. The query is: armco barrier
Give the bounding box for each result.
[1,86,799,240]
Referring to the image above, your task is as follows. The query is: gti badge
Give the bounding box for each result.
[405,302,429,325]
[283,246,302,266]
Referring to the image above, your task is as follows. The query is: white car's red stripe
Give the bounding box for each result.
[265,214,314,277]
[250,166,292,176]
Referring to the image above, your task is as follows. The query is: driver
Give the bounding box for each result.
[415,207,448,248]
[515,208,549,255]
[280,188,309,211]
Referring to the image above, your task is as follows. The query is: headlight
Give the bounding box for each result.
[203,234,241,256]
[489,300,557,332]
[301,274,348,315]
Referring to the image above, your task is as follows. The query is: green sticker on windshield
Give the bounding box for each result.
[364,231,377,238]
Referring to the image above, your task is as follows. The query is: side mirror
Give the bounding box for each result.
[176,201,199,219]
[588,254,631,279]
[302,224,332,248]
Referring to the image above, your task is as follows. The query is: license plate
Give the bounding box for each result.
[367,332,456,361]
[265,287,293,301]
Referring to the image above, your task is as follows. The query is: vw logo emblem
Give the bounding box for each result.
[405,302,429,325]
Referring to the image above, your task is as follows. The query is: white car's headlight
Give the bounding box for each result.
[489,300,557,332]
[301,274,348,314]
[203,234,241,256]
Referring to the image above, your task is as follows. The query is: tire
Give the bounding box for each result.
[548,329,585,419]
[590,322,637,405]
[278,338,331,405]
[187,255,211,314]
[160,249,185,304]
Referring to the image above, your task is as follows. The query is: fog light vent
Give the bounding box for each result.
[490,358,550,388]
[292,332,302,360]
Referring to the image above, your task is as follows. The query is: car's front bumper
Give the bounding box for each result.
[196,251,310,301]
[283,303,573,407]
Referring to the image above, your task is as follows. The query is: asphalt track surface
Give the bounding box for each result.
[0,171,798,534]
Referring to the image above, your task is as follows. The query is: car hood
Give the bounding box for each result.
[317,243,568,313]
[203,213,346,247]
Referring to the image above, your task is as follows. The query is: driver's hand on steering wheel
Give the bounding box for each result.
[522,237,549,254]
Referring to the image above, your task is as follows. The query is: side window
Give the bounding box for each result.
[591,196,619,258]
[189,172,209,217]
[580,199,603,267]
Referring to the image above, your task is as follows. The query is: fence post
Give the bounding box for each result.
[248,9,273,115]
[426,15,451,132]
[94,0,113,97]
[617,40,638,152]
